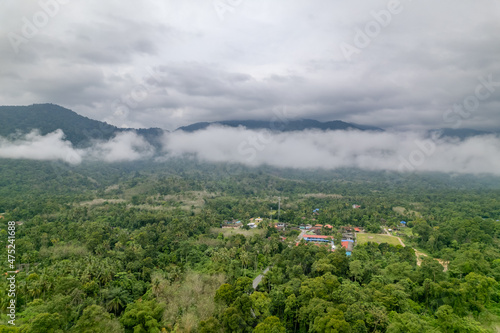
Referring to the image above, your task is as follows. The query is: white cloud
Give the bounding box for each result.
[86,131,155,162]
[1,127,500,176]
[0,129,81,164]
[162,126,500,175]
[0,130,154,164]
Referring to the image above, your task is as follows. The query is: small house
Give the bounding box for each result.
[341,239,354,256]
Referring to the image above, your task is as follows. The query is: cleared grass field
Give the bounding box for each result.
[211,227,265,238]
[392,206,422,218]
[356,233,402,246]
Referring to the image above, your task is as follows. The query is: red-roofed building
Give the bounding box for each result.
[303,235,333,243]
[295,242,333,250]
[341,239,354,255]
[354,227,361,232]
[304,235,331,239]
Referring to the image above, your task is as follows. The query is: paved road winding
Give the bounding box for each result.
[252,266,270,289]
[253,230,308,289]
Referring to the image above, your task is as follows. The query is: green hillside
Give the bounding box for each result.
[0,104,164,147]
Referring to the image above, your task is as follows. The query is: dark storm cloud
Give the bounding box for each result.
[1,0,499,131]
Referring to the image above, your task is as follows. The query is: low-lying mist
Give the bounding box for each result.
[1,126,499,175]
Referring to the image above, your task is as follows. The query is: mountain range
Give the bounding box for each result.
[176,119,383,132]
[0,104,497,147]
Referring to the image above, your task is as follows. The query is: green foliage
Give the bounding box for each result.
[120,300,165,333]
[253,316,286,333]
[0,160,499,331]
[199,317,222,333]
[221,307,248,332]
[26,312,63,333]
[71,305,123,333]
[386,312,437,333]
[215,284,236,306]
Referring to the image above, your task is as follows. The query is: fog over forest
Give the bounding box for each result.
[1,127,499,175]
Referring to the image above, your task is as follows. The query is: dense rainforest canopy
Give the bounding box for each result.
[0,158,499,332]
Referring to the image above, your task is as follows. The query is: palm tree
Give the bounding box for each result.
[104,287,130,316]
[240,251,251,275]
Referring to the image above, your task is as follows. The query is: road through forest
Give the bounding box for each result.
[382,228,448,271]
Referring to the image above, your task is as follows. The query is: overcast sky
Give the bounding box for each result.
[1,0,500,131]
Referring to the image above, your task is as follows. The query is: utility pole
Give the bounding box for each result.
[278,196,281,222]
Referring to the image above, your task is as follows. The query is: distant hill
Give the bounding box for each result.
[3,104,497,149]
[429,128,498,140]
[176,119,384,132]
[0,104,165,147]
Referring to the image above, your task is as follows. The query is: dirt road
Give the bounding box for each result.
[383,228,448,271]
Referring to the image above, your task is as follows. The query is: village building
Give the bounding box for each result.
[274,222,288,231]
[222,220,242,229]
[342,232,355,240]
[341,239,354,256]
[301,235,336,251]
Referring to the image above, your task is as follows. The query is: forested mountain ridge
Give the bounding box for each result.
[429,128,499,140]
[0,104,165,148]
[175,119,384,132]
[1,104,497,145]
